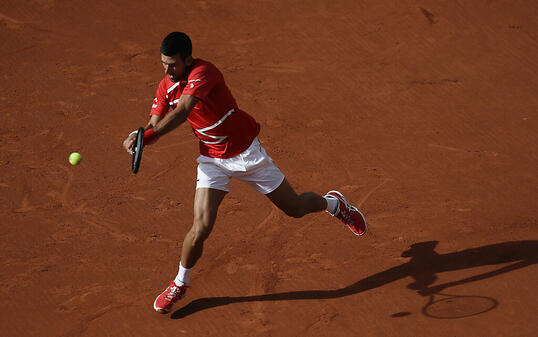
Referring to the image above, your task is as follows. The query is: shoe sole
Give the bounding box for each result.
[327,190,367,236]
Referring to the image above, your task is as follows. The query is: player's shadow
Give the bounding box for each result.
[170,240,537,319]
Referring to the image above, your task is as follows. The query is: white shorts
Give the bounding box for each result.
[196,138,285,194]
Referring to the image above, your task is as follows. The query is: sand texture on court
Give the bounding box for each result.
[1,0,537,336]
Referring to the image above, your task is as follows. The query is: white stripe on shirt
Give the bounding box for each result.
[167,82,179,93]
[195,109,235,144]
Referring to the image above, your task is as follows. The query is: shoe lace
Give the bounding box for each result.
[165,285,183,301]
[340,205,355,226]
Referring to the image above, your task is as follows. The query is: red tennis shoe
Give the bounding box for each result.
[325,190,367,236]
[153,281,188,314]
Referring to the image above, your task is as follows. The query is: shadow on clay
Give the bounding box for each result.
[170,240,537,319]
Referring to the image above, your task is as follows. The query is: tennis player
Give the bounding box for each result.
[122,32,367,314]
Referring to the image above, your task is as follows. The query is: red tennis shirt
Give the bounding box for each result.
[149,59,260,158]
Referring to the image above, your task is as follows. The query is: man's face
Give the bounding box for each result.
[161,53,188,82]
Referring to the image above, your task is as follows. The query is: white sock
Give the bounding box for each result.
[174,262,191,286]
[324,195,338,214]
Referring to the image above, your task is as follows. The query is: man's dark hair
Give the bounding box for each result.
[160,32,192,59]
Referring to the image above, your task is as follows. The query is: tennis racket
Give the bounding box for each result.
[421,291,498,319]
[131,127,144,174]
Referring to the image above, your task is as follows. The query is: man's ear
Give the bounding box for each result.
[185,55,194,67]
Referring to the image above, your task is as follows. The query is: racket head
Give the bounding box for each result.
[131,127,144,174]
[422,294,498,319]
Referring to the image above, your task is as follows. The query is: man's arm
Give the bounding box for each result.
[151,94,198,137]
[123,114,162,154]
[122,95,198,154]
[145,114,162,130]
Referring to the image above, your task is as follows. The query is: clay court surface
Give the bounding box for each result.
[1,0,537,336]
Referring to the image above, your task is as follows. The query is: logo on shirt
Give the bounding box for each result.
[190,83,195,88]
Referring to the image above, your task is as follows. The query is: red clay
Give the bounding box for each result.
[1,1,537,336]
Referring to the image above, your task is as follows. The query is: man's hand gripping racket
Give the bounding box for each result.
[124,128,157,174]
[131,127,144,174]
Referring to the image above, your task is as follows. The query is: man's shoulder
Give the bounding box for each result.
[192,58,217,70]
[157,76,171,88]
[189,59,221,78]
[156,76,179,94]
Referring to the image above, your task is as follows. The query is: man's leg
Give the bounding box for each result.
[266,178,367,236]
[154,187,226,313]
[265,178,329,218]
[181,187,227,268]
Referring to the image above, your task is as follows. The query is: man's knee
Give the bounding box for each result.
[190,211,214,243]
[187,223,210,246]
[194,222,211,238]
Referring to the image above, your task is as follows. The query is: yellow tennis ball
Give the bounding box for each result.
[69,152,82,165]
